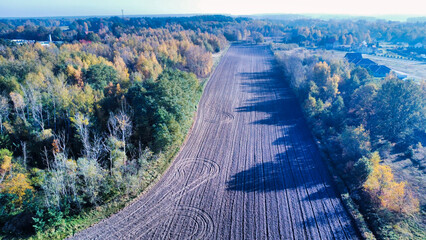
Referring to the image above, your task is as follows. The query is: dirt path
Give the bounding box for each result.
[71,44,360,239]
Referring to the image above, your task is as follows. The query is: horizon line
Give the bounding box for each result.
[0,12,425,20]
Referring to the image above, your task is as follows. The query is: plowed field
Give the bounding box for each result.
[71,44,360,240]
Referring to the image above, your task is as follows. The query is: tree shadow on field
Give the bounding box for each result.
[225,152,325,193]
[226,162,286,192]
[228,55,333,195]
[236,68,304,127]
[225,46,360,238]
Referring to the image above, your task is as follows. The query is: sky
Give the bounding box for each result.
[0,0,424,18]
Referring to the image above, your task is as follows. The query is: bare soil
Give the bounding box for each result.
[71,44,360,239]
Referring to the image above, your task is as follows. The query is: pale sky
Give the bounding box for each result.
[0,0,424,18]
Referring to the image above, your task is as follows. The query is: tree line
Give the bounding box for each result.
[276,49,425,239]
[1,15,424,48]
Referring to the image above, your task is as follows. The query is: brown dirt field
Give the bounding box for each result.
[70,44,360,239]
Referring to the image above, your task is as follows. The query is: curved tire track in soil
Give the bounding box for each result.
[71,44,360,239]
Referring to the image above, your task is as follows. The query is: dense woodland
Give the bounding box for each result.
[0,15,424,239]
[1,15,425,46]
[0,16,228,237]
[276,48,425,239]
[278,19,425,45]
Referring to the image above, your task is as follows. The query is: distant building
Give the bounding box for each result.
[396,42,409,48]
[37,34,51,46]
[356,58,376,67]
[360,45,375,54]
[376,49,385,54]
[10,39,35,45]
[372,65,391,77]
[344,53,363,62]
[38,41,51,46]
[345,53,391,78]
[10,34,62,47]
[37,34,64,47]
[414,43,423,48]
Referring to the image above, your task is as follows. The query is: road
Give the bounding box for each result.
[72,44,360,239]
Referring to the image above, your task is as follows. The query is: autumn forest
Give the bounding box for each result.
[0,15,424,239]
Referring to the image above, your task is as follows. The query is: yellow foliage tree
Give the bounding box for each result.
[113,52,130,82]
[326,74,341,97]
[1,173,34,205]
[364,152,397,196]
[60,43,82,53]
[313,61,331,86]
[66,65,83,87]
[380,181,406,212]
[363,152,419,214]
[136,53,163,80]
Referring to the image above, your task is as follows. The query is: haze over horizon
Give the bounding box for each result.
[0,0,424,19]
